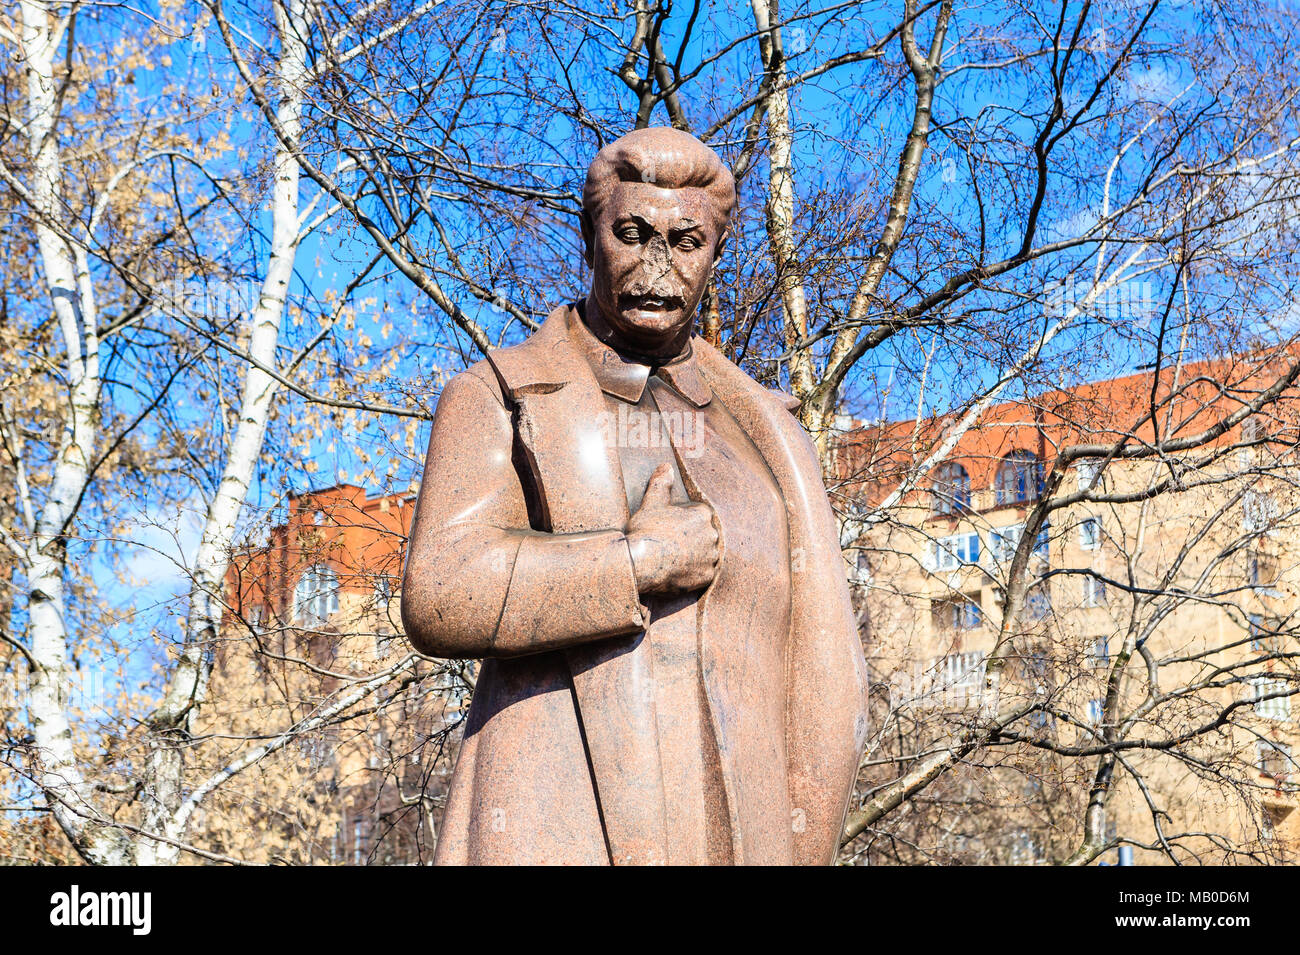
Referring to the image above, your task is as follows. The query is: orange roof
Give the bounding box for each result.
[837,349,1300,505]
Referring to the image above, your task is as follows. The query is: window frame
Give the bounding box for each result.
[1088,637,1109,668]
[991,522,1049,564]
[931,461,972,516]
[995,450,1044,506]
[1082,574,1107,608]
[1249,613,1268,651]
[1086,698,1105,725]
[374,575,394,611]
[294,563,340,627]
[1257,740,1294,781]
[1250,677,1293,721]
[1076,458,1102,491]
[1243,490,1278,534]
[930,532,981,571]
[1024,583,1053,621]
[932,594,983,632]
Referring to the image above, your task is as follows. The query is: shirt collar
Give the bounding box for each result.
[570,307,712,407]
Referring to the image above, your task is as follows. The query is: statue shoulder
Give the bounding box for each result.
[439,304,576,411]
[438,360,509,413]
[769,388,801,414]
[692,336,802,416]
[483,305,583,400]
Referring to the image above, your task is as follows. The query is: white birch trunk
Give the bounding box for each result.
[750,0,818,424]
[138,0,308,865]
[17,0,129,864]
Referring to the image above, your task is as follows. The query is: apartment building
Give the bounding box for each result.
[200,483,459,865]
[842,355,1300,864]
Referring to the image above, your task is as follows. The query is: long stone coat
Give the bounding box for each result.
[401,304,869,865]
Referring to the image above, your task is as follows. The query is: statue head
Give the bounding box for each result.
[581,127,736,358]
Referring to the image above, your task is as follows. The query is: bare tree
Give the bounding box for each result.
[0,0,440,863]
[6,0,1300,864]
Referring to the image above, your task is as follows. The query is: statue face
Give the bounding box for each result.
[585,181,724,354]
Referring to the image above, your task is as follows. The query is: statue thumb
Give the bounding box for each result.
[641,462,676,508]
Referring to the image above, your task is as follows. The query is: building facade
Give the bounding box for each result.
[843,357,1300,864]
[203,484,463,865]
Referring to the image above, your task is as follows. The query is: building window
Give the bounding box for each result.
[932,595,982,632]
[1087,637,1109,668]
[1087,698,1105,724]
[932,650,986,702]
[995,450,1044,505]
[246,603,266,635]
[1079,516,1101,551]
[1257,741,1294,782]
[1025,584,1052,621]
[1250,678,1292,721]
[313,509,327,526]
[1248,615,1286,653]
[374,576,394,612]
[1249,614,1271,652]
[1262,809,1282,844]
[991,522,1049,564]
[1248,550,1278,590]
[294,564,340,626]
[1076,458,1102,491]
[1082,575,1107,607]
[1024,650,1052,696]
[928,532,981,571]
[1243,490,1278,533]
[855,549,872,575]
[932,462,971,515]
[1009,829,1044,865]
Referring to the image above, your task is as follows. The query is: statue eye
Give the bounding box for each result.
[616,225,644,243]
[676,235,701,250]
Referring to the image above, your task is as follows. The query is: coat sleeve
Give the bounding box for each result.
[401,367,647,658]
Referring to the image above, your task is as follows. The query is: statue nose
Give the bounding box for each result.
[639,234,672,279]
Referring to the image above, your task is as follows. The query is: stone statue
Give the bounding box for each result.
[401,127,869,865]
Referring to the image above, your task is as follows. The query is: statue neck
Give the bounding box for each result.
[580,295,693,367]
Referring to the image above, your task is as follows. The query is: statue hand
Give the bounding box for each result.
[626,463,719,595]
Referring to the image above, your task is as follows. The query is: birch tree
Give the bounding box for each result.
[1,0,159,863]
[0,0,436,863]
[134,0,314,865]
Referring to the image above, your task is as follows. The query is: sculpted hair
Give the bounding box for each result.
[583,127,737,238]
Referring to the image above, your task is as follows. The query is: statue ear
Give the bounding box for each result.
[713,225,730,264]
[581,209,596,268]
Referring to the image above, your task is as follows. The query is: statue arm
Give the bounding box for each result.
[400,368,646,659]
